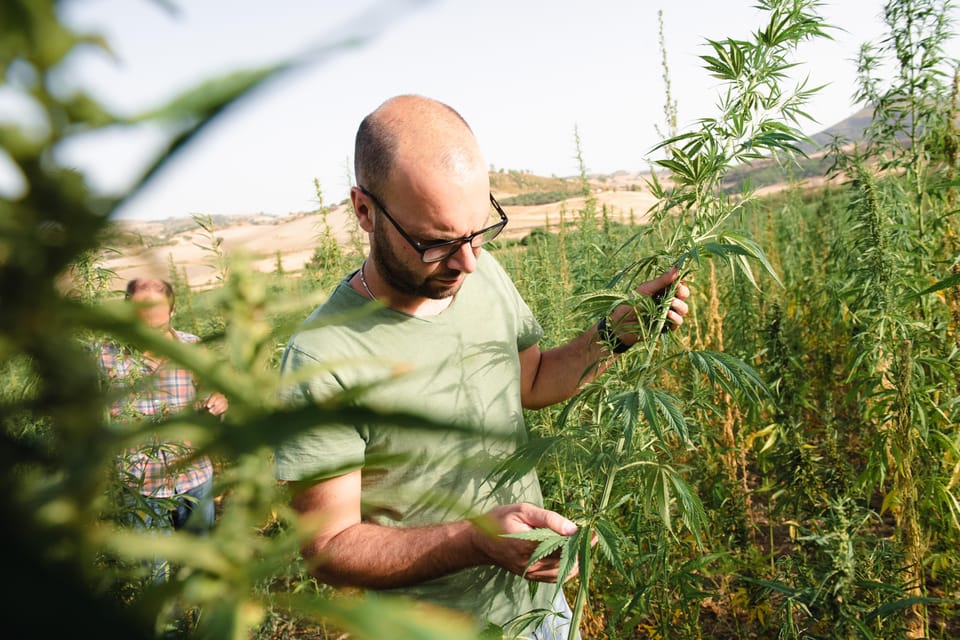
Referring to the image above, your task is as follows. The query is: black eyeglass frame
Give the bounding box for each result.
[357,186,508,263]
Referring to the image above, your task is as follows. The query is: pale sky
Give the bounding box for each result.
[5,0,959,220]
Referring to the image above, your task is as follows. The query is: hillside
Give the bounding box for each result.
[719,107,874,192]
[804,106,874,151]
[99,107,875,291]
[100,171,658,290]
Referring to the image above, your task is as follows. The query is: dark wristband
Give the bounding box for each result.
[597,315,631,354]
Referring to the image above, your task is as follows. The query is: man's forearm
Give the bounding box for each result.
[521,328,611,410]
[303,519,487,589]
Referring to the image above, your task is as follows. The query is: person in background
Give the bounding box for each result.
[274,95,689,638]
[96,277,228,578]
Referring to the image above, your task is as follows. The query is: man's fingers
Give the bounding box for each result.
[524,557,581,583]
[636,266,678,297]
[202,393,228,416]
[670,297,689,317]
[529,508,578,536]
[630,268,693,334]
[480,504,583,580]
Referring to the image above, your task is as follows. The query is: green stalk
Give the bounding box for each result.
[598,438,624,514]
[566,533,593,640]
[565,290,680,638]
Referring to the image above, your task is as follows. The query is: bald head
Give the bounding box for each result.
[354,95,486,196]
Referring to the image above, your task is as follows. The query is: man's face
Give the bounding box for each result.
[128,280,173,330]
[368,173,492,301]
[370,216,476,300]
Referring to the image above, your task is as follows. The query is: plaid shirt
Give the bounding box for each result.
[96,330,213,498]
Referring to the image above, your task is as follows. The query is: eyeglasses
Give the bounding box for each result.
[357,186,508,263]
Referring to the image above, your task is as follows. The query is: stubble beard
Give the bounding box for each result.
[371,223,463,300]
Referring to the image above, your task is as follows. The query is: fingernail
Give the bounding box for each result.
[562,520,578,535]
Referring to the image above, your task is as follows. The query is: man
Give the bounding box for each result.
[274,95,689,637]
[97,277,228,572]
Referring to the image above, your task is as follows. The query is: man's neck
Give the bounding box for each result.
[405,296,453,317]
[350,264,453,317]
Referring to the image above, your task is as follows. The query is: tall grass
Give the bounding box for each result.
[4,1,960,639]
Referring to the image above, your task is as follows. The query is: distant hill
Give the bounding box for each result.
[99,177,657,290]
[108,106,875,235]
[721,105,874,191]
[98,106,881,289]
[803,106,875,153]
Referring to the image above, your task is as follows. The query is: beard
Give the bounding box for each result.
[370,222,465,300]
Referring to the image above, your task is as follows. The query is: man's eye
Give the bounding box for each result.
[420,239,456,248]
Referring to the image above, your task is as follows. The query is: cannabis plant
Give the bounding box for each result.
[0,2,476,639]
[494,2,831,638]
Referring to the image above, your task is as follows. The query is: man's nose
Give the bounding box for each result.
[445,241,479,273]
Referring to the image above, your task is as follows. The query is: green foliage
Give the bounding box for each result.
[522,3,832,637]
[721,151,832,192]
[504,1,960,638]
[303,180,350,280]
[498,191,573,206]
[0,2,476,639]
[6,1,960,639]
[654,8,679,144]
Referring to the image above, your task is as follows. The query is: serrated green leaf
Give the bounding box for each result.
[866,596,959,622]
[593,518,623,573]
[910,271,960,298]
[555,527,588,589]
[502,527,564,543]
[485,435,561,494]
[523,532,568,574]
[684,350,773,403]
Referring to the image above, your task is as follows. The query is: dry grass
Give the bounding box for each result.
[100,174,661,290]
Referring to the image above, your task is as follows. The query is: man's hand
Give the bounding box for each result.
[470,503,582,583]
[606,266,691,349]
[201,392,229,416]
[635,266,691,330]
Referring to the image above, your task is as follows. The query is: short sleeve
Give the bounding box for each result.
[273,342,367,482]
[480,252,543,352]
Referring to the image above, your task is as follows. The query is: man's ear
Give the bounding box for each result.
[351,188,375,233]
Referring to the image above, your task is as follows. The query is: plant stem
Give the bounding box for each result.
[566,527,593,640]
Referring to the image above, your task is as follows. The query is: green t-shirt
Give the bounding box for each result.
[274,251,556,627]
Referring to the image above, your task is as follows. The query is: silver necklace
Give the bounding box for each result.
[358,260,376,300]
